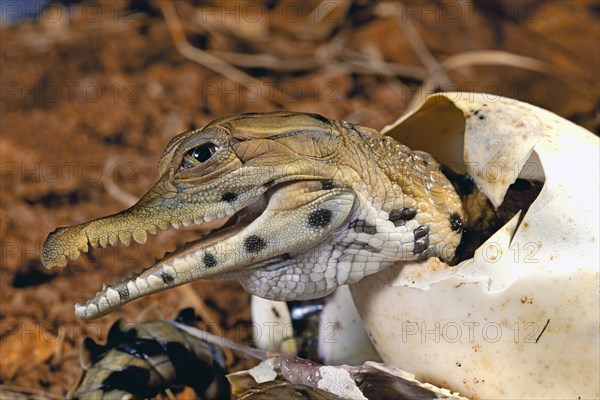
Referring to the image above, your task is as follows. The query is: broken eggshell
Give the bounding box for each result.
[350,93,599,399]
[228,355,467,400]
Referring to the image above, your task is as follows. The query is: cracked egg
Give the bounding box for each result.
[350,93,599,399]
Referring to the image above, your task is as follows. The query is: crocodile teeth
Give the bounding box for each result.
[157,220,170,230]
[163,264,176,276]
[56,256,68,268]
[119,232,132,246]
[147,274,162,288]
[182,220,191,227]
[133,230,147,244]
[171,221,181,229]
[147,225,157,235]
[68,248,81,260]
[99,236,109,248]
[89,237,100,249]
[173,258,188,270]
[135,277,149,290]
[98,297,109,312]
[79,242,89,253]
[109,234,119,247]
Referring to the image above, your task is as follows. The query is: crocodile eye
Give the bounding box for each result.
[183,143,218,167]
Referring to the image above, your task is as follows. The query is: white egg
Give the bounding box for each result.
[350,93,599,399]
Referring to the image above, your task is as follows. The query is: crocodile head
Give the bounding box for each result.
[41,112,463,320]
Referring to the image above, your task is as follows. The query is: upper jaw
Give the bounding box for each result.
[40,175,267,270]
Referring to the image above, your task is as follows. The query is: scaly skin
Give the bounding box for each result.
[41,112,464,320]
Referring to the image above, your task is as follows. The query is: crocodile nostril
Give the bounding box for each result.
[48,226,69,237]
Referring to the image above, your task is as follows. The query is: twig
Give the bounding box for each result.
[172,322,273,361]
[208,49,429,80]
[394,14,454,111]
[405,50,557,111]
[160,1,430,88]
[157,0,286,106]
[102,157,139,208]
[441,50,553,74]
[398,17,452,87]
[164,388,177,400]
[206,50,321,71]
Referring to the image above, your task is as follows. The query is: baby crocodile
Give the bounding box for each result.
[41,112,464,320]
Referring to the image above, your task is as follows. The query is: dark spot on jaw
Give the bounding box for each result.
[349,219,377,234]
[321,180,334,190]
[413,236,430,255]
[478,115,485,120]
[203,253,217,268]
[389,207,417,227]
[364,225,377,235]
[307,209,332,228]
[264,180,275,187]
[221,192,237,202]
[414,225,429,239]
[450,213,463,232]
[401,208,417,220]
[117,285,129,300]
[245,235,267,253]
[48,226,68,237]
[161,272,175,285]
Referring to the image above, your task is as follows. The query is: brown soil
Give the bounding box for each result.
[1,1,598,397]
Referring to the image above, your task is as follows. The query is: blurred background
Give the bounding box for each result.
[1,0,598,396]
